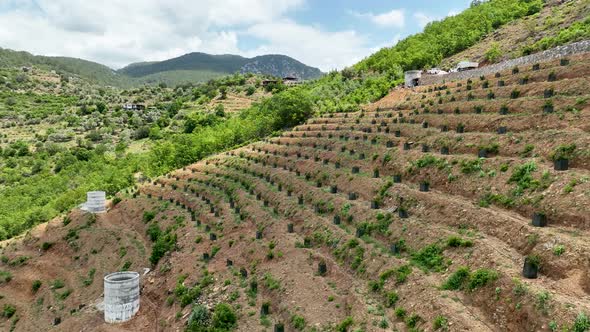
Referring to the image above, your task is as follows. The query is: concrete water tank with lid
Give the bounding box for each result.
[103,271,140,323]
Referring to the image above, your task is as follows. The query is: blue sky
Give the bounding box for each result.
[0,0,471,71]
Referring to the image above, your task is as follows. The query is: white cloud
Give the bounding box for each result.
[413,9,462,28]
[243,20,375,71]
[0,0,306,68]
[353,9,405,28]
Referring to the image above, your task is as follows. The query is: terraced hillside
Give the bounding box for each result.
[1,52,589,331]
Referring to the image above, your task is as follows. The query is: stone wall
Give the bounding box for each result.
[419,40,590,86]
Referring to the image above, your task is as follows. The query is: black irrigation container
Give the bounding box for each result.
[456,125,465,133]
[440,125,448,132]
[554,159,569,171]
[274,324,285,332]
[390,243,401,254]
[522,258,538,279]
[499,106,509,115]
[210,233,217,241]
[240,268,248,278]
[395,130,401,137]
[352,166,360,174]
[437,109,443,114]
[226,259,233,267]
[287,223,294,233]
[298,196,304,205]
[260,303,270,316]
[419,182,430,192]
[373,170,380,178]
[203,253,210,261]
[478,149,488,158]
[355,228,365,238]
[422,122,429,128]
[359,153,365,160]
[333,215,341,225]
[497,80,505,87]
[441,147,450,155]
[560,58,570,66]
[403,142,411,150]
[497,126,507,134]
[318,261,327,276]
[398,208,409,219]
[393,174,402,183]
[330,185,338,194]
[544,89,554,98]
[421,144,429,153]
[386,141,394,148]
[256,231,263,240]
[543,104,554,113]
[532,212,547,227]
[532,63,540,71]
[371,201,379,209]
[348,192,358,200]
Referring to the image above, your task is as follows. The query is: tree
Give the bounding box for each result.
[219,86,228,100]
[211,303,237,330]
[260,88,314,129]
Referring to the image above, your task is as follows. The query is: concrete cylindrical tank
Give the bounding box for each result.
[87,191,106,213]
[104,272,140,323]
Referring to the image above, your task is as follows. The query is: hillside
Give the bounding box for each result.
[119,53,323,83]
[441,0,590,68]
[1,51,589,331]
[0,48,133,87]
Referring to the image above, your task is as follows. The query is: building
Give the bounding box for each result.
[122,104,146,111]
[455,61,479,72]
[427,68,448,75]
[283,76,304,86]
[404,70,422,88]
[261,79,279,87]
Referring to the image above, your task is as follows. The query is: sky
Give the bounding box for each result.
[0,0,471,71]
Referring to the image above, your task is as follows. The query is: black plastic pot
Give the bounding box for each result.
[333,215,341,225]
[498,80,505,87]
[554,159,569,171]
[203,253,210,261]
[395,130,401,137]
[421,144,429,153]
[497,127,507,134]
[287,223,294,233]
[210,233,217,241]
[352,166,360,174]
[390,243,400,254]
[532,212,547,227]
[441,147,450,155]
[359,153,365,160]
[335,162,340,169]
[393,175,402,183]
[348,192,358,200]
[386,141,394,148]
[256,231,263,239]
[441,125,448,132]
[499,106,508,115]
[544,105,554,113]
[226,259,233,267]
[437,109,443,114]
[544,89,554,98]
[355,228,365,238]
[371,201,379,209]
[373,170,380,178]
[274,324,285,332]
[419,182,430,192]
[560,58,570,66]
[398,208,408,219]
[456,125,465,133]
[422,122,429,128]
[522,258,538,279]
[403,142,411,150]
[532,63,540,71]
[298,196,304,205]
[330,185,338,194]
[318,261,328,276]
[260,303,270,316]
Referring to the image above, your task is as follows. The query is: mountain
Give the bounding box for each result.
[118,52,323,83]
[0,47,133,87]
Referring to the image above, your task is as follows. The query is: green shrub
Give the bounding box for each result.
[433,315,449,330]
[291,314,306,330]
[411,244,446,272]
[32,280,42,293]
[550,144,576,161]
[467,269,498,290]
[446,236,473,248]
[336,316,354,332]
[442,267,470,290]
[385,291,399,308]
[573,312,590,332]
[406,313,422,328]
[143,211,156,223]
[395,307,406,319]
[2,304,16,318]
[211,303,237,330]
[0,270,13,283]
